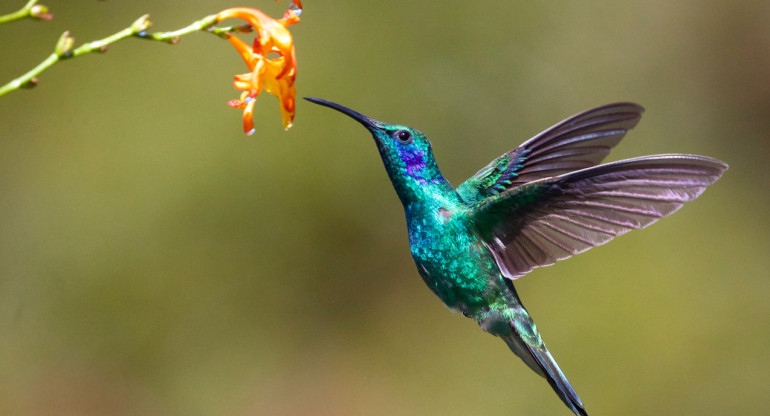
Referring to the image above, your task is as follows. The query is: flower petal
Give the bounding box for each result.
[242,97,256,135]
[217,3,299,134]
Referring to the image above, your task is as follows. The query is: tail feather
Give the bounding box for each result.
[503,316,587,416]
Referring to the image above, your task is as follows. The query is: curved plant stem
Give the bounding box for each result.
[0,0,41,24]
[0,13,251,97]
[137,14,252,43]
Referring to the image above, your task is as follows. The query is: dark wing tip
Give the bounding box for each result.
[606,102,645,112]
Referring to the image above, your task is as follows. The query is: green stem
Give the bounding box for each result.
[0,0,39,24]
[71,26,139,57]
[0,13,246,97]
[0,53,55,96]
[137,14,218,43]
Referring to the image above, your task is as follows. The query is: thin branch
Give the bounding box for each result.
[0,13,250,97]
[0,0,50,24]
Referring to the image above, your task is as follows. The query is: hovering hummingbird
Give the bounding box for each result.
[305,97,727,415]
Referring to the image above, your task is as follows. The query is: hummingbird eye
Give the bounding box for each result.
[394,130,412,143]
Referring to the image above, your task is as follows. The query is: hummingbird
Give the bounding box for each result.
[304,97,727,415]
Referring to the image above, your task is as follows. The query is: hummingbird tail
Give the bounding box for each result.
[502,317,587,416]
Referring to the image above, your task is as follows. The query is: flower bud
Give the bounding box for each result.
[21,78,39,89]
[130,14,152,34]
[30,4,53,20]
[55,31,75,56]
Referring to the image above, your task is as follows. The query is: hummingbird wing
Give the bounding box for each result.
[469,155,727,279]
[457,103,644,205]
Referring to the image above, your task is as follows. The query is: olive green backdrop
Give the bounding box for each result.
[0,1,767,415]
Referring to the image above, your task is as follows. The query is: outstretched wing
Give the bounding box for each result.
[457,103,644,205]
[469,155,728,279]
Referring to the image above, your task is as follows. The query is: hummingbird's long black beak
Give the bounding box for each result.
[304,97,381,131]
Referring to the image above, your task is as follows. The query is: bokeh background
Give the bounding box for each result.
[1,1,768,415]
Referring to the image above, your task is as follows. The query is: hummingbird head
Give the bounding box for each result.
[305,97,450,206]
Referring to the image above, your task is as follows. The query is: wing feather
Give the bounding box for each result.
[471,155,728,279]
[457,103,644,204]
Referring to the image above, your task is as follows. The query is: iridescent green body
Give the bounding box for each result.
[305,97,727,416]
[368,119,507,317]
[367,117,546,339]
[407,187,499,314]
[407,197,541,347]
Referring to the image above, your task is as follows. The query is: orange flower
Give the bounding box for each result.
[217,2,301,135]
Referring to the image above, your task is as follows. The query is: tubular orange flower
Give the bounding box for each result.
[217,2,300,135]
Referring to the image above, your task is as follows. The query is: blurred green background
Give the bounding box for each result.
[1,1,768,415]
